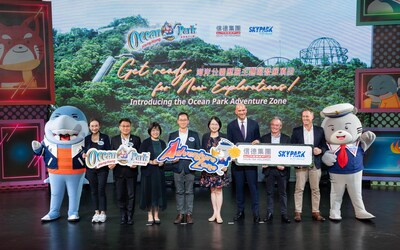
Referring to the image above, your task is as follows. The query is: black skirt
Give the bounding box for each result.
[139,164,167,211]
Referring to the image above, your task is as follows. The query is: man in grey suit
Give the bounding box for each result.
[168,112,200,224]
[260,117,291,224]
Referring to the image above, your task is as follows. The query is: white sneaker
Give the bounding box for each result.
[92,213,99,223]
[41,214,60,222]
[98,214,107,223]
[41,215,51,221]
[68,215,80,222]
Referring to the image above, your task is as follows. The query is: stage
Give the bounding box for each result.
[1,182,399,249]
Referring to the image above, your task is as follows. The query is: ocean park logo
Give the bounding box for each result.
[85,145,150,169]
[249,26,273,35]
[127,22,197,51]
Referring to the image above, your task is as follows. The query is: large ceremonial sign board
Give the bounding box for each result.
[235,143,313,166]
[85,140,314,174]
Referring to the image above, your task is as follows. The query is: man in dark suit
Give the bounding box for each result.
[291,109,326,222]
[227,103,261,223]
[168,112,200,224]
[109,118,141,225]
[260,117,291,224]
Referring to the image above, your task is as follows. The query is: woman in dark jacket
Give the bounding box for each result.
[83,118,111,223]
[139,122,167,225]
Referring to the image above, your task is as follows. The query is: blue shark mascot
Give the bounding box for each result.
[32,106,88,222]
[321,103,375,221]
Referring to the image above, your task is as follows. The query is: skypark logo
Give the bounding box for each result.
[127,22,197,51]
[278,151,305,158]
[249,26,273,35]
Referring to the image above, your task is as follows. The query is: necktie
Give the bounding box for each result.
[337,144,348,168]
[240,122,246,140]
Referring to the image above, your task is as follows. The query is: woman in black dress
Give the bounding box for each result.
[139,122,167,225]
[83,118,111,223]
[200,116,229,224]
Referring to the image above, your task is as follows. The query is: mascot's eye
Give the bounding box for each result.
[72,115,78,119]
[331,127,334,131]
[345,125,348,129]
[368,86,372,90]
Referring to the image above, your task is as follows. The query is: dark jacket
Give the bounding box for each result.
[110,134,141,177]
[168,130,200,174]
[260,132,291,177]
[290,125,326,169]
[139,137,166,176]
[84,132,111,152]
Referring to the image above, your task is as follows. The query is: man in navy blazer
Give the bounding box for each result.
[227,103,261,223]
[291,109,326,222]
[109,118,141,225]
[168,112,200,224]
[260,117,291,224]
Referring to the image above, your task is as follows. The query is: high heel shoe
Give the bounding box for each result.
[216,218,223,224]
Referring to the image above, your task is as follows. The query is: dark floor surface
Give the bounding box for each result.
[1,181,400,250]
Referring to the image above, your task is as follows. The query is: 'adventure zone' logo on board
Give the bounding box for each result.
[127,22,197,51]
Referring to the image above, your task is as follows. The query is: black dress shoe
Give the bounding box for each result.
[263,213,273,223]
[127,216,133,225]
[120,216,127,225]
[253,215,261,223]
[281,215,291,224]
[233,212,245,221]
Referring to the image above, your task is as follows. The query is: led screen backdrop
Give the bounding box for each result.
[0,1,54,105]
[363,129,400,181]
[0,119,46,189]
[50,0,373,138]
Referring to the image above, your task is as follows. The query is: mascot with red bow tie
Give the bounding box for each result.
[32,106,88,222]
[321,103,375,221]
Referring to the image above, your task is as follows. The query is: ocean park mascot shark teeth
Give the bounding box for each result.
[32,106,89,222]
[321,103,375,221]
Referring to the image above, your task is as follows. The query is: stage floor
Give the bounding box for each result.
[1,182,400,249]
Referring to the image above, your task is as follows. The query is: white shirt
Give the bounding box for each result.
[121,135,130,146]
[303,126,314,145]
[179,130,188,145]
[271,134,281,144]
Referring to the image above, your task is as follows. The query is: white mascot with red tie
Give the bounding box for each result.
[321,103,375,221]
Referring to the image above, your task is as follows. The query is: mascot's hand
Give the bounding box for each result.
[32,140,43,154]
[322,150,337,167]
[360,131,376,151]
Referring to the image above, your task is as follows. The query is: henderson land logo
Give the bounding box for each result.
[127,21,197,51]
[216,25,241,37]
